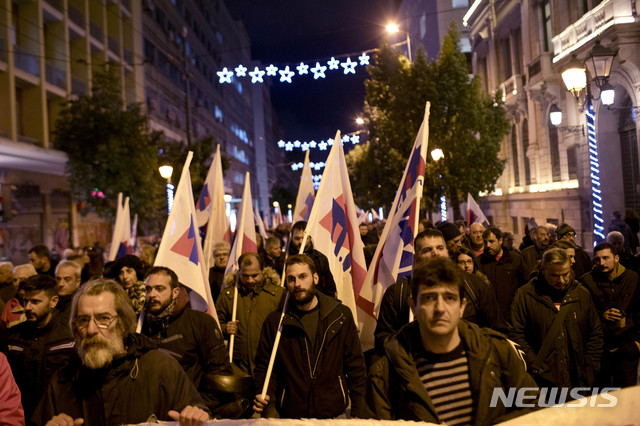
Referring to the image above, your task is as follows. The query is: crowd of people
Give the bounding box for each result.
[0,212,638,425]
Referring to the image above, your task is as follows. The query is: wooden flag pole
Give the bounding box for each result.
[260,291,289,399]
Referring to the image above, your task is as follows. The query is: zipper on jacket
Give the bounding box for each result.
[310,313,344,377]
[338,375,347,405]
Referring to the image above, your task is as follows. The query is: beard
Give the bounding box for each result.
[293,285,317,306]
[78,332,125,369]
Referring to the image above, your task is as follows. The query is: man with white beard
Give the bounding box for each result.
[31,278,210,426]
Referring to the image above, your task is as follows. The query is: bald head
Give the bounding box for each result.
[469,223,485,249]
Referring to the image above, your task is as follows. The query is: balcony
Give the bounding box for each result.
[551,0,635,63]
[108,36,119,54]
[14,46,40,77]
[45,60,66,88]
[497,74,526,105]
[68,5,84,28]
[71,75,86,95]
[90,22,103,42]
[526,52,554,89]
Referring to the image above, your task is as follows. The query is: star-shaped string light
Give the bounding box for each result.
[327,57,340,70]
[235,65,248,77]
[216,67,234,84]
[285,141,294,151]
[301,142,310,151]
[311,62,327,79]
[249,67,266,83]
[318,141,328,150]
[277,140,286,148]
[279,66,294,83]
[341,57,357,74]
[297,62,309,75]
[266,64,278,76]
[293,140,301,148]
[350,135,360,144]
[358,52,370,65]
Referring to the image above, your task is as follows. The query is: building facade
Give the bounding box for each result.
[465,0,640,249]
[0,0,142,261]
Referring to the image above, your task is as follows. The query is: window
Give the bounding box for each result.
[512,216,518,233]
[522,119,531,185]
[452,0,469,8]
[511,125,520,186]
[548,120,561,181]
[567,146,578,179]
[500,37,512,81]
[542,1,552,53]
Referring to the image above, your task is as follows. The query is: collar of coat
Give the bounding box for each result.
[223,267,282,297]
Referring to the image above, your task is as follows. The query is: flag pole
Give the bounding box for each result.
[203,145,222,271]
[260,291,289,399]
[228,172,250,362]
[260,131,340,398]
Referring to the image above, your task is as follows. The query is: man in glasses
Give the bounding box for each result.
[1,275,76,421]
[32,278,210,426]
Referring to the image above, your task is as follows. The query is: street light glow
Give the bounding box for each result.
[385,23,400,33]
[158,165,173,179]
[355,117,365,125]
[431,148,444,162]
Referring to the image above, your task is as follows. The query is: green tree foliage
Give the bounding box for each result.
[348,24,509,218]
[53,68,167,231]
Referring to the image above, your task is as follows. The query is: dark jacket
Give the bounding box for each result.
[216,267,284,375]
[289,242,337,297]
[520,244,545,280]
[30,334,208,426]
[573,246,593,278]
[580,265,640,349]
[208,265,226,302]
[374,274,501,355]
[366,321,537,424]
[141,293,232,389]
[1,314,77,419]
[479,247,524,331]
[254,292,366,418]
[509,274,603,387]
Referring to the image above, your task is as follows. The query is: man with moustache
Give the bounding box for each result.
[521,225,551,280]
[510,248,603,388]
[31,278,210,426]
[141,266,235,415]
[1,275,76,421]
[253,254,366,418]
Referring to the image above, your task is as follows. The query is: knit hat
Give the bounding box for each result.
[556,223,575,238]
[437,221,461,242]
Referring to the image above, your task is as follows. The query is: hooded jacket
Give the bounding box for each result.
[216,267,284,375]
[509,274,603,387]
[30,334,208,426]
[366,321,537,424]
[254,292,366,418]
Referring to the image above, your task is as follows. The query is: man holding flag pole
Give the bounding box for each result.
[252,131,366,418]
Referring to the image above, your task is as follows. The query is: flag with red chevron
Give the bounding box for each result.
[302,130,366,324]
[108,193,132,261]
[358,102,430,351]
[200,145,230,269]
[467,192,489,226]
[153,152,219,325]
[293,150,315,223]
[225,173,258,275]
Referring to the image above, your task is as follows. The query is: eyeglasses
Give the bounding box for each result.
[74,314,118,329]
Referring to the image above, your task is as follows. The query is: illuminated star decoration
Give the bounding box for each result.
[216,67,234,84]
[341,134,350,143]
[341,57,357,74]
[311,62,327,79]
[285,141,294,151]
[279,66,295,83]
[297,62,309,75]
[266,64,278,76]
[301,142,310,151]
[350,135,360,144]
[235,64,248,77]
[328,138,334,146]
[318,140,328,150]
[249,67,265,83]
[277,140,286,148]
[309,140,317,149]
[293,140,301,148]
[358,52,370,65]
[327,57,340,70]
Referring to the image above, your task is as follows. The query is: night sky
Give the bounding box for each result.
[226,1,399,163]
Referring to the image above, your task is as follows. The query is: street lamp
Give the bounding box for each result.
[355,117,365,125]
[431,148,447,222]
[158,165,174,215]
[558,40,616,245]
[386,22,412,62]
